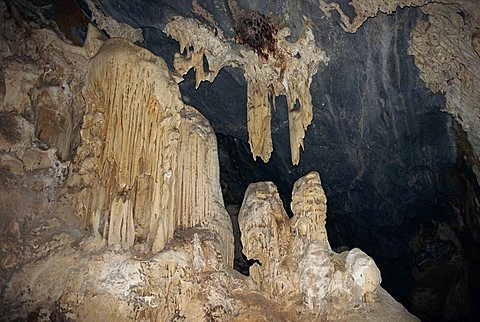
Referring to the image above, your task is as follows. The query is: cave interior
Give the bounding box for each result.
[1,0,480,321]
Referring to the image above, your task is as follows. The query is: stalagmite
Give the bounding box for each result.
[238,181,295,300]
[291,171,329,249]
[164,16,329,164]
[239,171,383,317]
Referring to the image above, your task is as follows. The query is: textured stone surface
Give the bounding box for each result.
[238,172,385,319]
[2,0,480,321]
[0,4,418,320]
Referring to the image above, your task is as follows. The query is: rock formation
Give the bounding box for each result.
[164,14,329,165]
[0,3,419,319]
[5,0,480,320]
[239,172,384,318]
[71,36,233,260]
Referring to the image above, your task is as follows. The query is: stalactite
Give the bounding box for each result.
[164,16,329,165]
[246,78,273,162]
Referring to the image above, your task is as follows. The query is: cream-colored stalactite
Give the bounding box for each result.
[78,38,233,263]
[246,78,273,162]
[164,16,329,165]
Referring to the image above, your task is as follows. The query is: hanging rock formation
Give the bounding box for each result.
[164,15,329,165]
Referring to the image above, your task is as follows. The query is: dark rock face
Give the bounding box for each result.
[55,0,480,320]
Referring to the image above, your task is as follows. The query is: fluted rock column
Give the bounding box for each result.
[75,38,233,263]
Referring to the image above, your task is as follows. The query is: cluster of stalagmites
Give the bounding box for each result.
[0,4,419,321]
[239,172,382,315]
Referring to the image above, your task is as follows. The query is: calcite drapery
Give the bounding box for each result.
[164,16,329,165]
[75,38,233,262]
